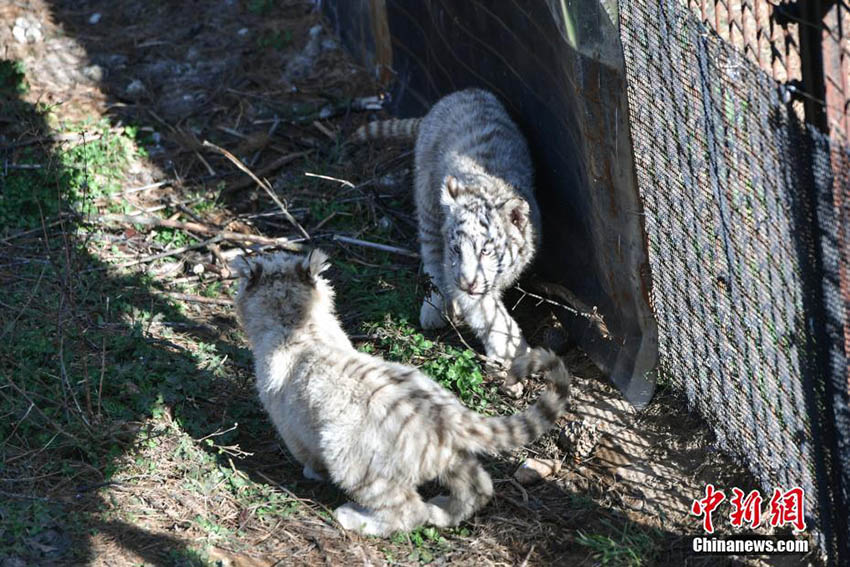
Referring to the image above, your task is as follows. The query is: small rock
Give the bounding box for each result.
[513,458,561,485]
[149,260,183,277]
[500,379,524,399]
[286,54,313,80]
[125,79,145,98]
[11,24,27,45]
[237,27,250,37]
[28,27,44,43]
[89,13,102,24]
[193,263,205,275]
[376,216,393,232]
[377,170,408,188]
[82,64,104,82]
[13,17,43,44]
[318,104,334,119]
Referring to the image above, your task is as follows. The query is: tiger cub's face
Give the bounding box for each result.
[440,176,530,298]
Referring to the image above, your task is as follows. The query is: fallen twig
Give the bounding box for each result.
[514,282,611,340]
[312,120,336,140]
[160,291,233,306]
[1,215,70,243]
[202,140,310,240]
[255,470,344,535]
[111,235,223,270]
[223,150,311,192]
[96,214,303,251]
[304,171,355,188]
[331,234,418,258]
[4,164,43,169]
[0,128,122,151]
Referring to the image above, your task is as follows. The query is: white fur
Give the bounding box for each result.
[233,251,571,537]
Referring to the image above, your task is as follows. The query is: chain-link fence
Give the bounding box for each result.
[619,0,849,562]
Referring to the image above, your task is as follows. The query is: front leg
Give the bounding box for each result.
[419,233,450,330]
[457,293,528,365]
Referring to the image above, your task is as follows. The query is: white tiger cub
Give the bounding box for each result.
[232,250,571,536]
[354,88,542,365]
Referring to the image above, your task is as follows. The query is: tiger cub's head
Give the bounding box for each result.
[439,175,534,297]
[231,249,334,340]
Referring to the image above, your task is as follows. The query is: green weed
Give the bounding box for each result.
[575,520,659,567]
[152,227,197,248]
[257,29,292,50]
[0,59,28,96]
[0,118,142,231]
[247,0,275,15]
[391,525,452,564]
[334,258,419,323]
[364,316,493,410]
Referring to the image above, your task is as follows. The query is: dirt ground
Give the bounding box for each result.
[0,1,819,566]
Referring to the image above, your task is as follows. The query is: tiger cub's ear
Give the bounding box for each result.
[503,198,530,233]
[297,249,330,283]
[230,255,263,290]
[441,175,465,206]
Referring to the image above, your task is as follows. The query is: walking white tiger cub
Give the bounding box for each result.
[354,88,542,365]
[232,250,571,536]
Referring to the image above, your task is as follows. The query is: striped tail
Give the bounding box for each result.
[452,349,572,454]
[352,118,422,142]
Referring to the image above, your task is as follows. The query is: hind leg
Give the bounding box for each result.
[428,454,494,527]
[335,488,438,536]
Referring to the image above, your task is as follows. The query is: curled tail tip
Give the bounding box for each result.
[511,348,571,393]
[510,347,558,378]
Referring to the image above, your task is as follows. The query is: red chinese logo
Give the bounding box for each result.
[768,487,807,532]
[693,485,807,533]
[691,484,726,534]
[729,488,762,529]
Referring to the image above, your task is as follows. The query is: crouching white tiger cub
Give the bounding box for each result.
[232,250,571,536]
[354,88,542,365]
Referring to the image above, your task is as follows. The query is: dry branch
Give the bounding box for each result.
[0,128,123,151]
[515,282,611,340]
[331,234,418,258]
[304,171,355,188]
[112,235,224,270]
[222,150,310,191]
[202,140,310,240]
[97,214,303,251]
[160,291,233,306]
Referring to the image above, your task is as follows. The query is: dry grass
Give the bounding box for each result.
[0,1,817,566]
